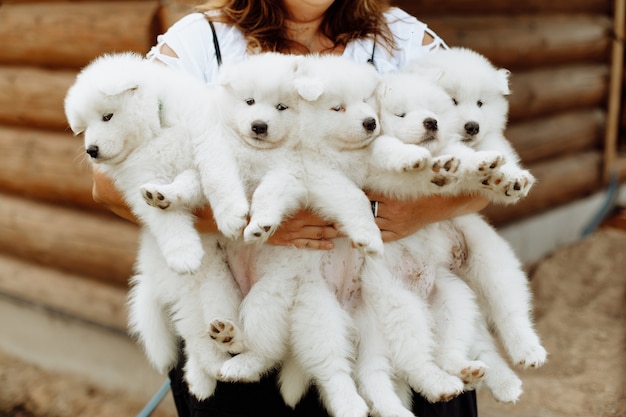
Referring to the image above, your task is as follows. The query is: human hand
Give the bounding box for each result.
[366,191,490,242]
[265,208,341,249]
[92,167,138,223]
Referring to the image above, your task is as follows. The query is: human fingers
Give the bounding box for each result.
[264,208,341,249]
[266,224,340,248]
[283,238,336,250]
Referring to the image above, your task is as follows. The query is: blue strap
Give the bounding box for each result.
[136,378,171,417]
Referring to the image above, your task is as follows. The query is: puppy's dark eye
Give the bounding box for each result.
[102,113,113,122]
[477,100,483,108]
[331,104,345,112]
[451,98,458,106]
[276,103,288,111]
[245,98,255,105]
[395,113,406,118]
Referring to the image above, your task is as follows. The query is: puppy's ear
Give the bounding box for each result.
[98,80,139,97]
[69,123,86,136]
[294,76,324,101]
[496,68,511,96]
[376,81,391,102]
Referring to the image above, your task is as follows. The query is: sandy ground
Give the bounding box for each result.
[1,227,624,417]
[478,227,626,417]
[0,348,173,417]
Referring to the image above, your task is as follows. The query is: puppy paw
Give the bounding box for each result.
[141,184,172,210]
[327,391,369,417]
[410,366,464,403]
[163,241,204,274]
[432,155,460,174]
[214,203,249,239]
[243,220,278,243]
[423,374,464,403]
[184,364,217,400]
[503,170,535,200]
[427,156,458,187]
[352,233,384,256]
[218,353,270,383]
[396,145,432,172]
[476,151,506,173]
[483,168,535,204]
[513,343,548,369]
[458,361,488,388]
[209,319,246,355]
[489,376,523,404]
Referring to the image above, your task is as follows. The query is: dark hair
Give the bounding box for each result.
[196,0,396,54]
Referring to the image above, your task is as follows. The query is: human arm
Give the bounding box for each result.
[367,191,490,242]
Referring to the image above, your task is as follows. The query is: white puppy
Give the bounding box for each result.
[406,46,548,369]
[212,54,403,417]
[408,46,535,203]
[355,73,473,417]
[192,52,305,387]
[354,68,546,417]
[64,52,248,400]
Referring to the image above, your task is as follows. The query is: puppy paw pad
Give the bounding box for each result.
[209,319,245,354]
[459,361,488,385]
[141,186,171,209]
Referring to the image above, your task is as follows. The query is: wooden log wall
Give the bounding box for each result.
[0,0,623,314]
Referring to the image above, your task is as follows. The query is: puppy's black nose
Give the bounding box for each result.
[86,145,99,158]
[363,117,377,132]
[423,117,438,132]
[251,120,268,135]
[465,121,480,136]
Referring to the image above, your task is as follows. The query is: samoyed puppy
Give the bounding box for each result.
[192,52,305,390]
[64,52,248,400]
[353,68,545,416]
[408,46,535,203]
[354,73,480,417]
[405,47,547,369]
[210,54,408,417]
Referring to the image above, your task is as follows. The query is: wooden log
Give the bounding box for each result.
[0,66,76,130]
[0,253,128,332]
[616,156,626,181]
[508,64,609,122]
[158,1,198,30]
[0,193,138,287]
[0,1,160,68]
[506,109,605,165]
[602,0,625,182]
[424,14,612,70]
[397,0,612,15]
[0,126,96,210]
[483,151,603,226]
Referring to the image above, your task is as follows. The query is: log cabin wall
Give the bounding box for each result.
[0,0,623,313]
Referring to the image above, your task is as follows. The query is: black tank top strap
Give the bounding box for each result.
[205,16,223,67]
[367,36,377,71]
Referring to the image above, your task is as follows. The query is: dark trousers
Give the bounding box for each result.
[168,352,478,417]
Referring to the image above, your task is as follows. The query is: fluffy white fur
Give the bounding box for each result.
[193,52,306,387]
[408,46,535,203]
[208,54,404,417]
[353,64,547,416]
[64,52,247,400]
[405,46,547,371]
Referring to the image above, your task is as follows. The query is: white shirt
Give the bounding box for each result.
[148,7,447,84]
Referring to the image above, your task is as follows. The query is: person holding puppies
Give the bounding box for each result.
[91,0,488,416]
